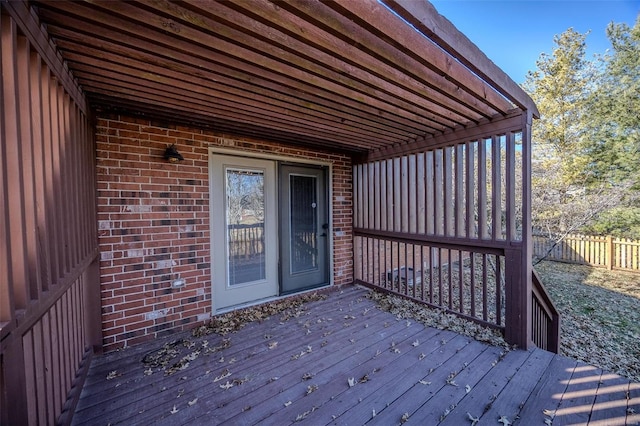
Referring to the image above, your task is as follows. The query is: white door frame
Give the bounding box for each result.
[208,146,333,313]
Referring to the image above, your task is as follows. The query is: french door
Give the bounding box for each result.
[210,154,328,311]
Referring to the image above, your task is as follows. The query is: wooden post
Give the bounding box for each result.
[606,235,614,270]
[83,256,103,354]
[504,248,531,349]
[1,336,29,425]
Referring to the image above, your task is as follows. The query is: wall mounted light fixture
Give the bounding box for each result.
[163,144,184,163]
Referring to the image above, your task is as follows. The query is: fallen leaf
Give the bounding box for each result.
[440,407,451,421]
[295,406,317,421]
[498,415,512,425]
[465,384,472,393]
[419,380,431,385]
[284,401,292,407]
[213,369,231,382]
[170,405,178,414]
[348,377,356,387]
[466,412,479,425]
[188,398,198,406]
[412,340,420,347]
[106,370,120,380]
[219,381,234,390]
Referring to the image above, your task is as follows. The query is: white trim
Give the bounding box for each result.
[208,146,331,167]
[214,284,333,315]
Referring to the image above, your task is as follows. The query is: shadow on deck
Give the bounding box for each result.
[72,286,639,425]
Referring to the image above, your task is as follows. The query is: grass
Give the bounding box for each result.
[535,260,640,382]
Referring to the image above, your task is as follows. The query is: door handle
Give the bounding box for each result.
[320,223,329,237]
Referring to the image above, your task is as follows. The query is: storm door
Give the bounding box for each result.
[279,164,328,293]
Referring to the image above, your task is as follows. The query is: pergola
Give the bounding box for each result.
[1,1,556,424]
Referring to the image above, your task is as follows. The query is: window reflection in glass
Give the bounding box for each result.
[226,169,265,286]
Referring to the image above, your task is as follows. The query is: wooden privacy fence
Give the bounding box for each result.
[533,234,640,272]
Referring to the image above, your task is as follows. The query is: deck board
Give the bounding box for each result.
[626,381,640,425]
[514,353,576,424]
[71,285,639,425]
[438,347,532,425]
[481,347,555,423]
[554,364,603,425]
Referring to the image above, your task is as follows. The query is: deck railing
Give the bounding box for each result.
[228,223,265,258]
[355,232,561,354]
[354,232,506,331]
[531,269,560,353]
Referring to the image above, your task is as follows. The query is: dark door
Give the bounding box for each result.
[279,164,329,294]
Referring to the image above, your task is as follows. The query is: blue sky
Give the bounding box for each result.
[430,0,640,84]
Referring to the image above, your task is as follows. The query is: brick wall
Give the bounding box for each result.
[95,115,353,351]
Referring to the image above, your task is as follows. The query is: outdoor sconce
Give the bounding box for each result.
[163,144,184,163]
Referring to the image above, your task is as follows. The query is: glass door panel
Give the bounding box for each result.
[226,169,265,286]
[289,174,318,274]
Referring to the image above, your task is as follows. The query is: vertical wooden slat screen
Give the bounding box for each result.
[454,145,464,237]
[465,141,475,238]
[3,12,30,312]
[506,132,517,241]
[491,136,502,239]
[1,4,100,425]
[0,14,12,332]
[353,114,538,348]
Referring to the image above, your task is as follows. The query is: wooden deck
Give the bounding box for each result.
[72,285,639,426]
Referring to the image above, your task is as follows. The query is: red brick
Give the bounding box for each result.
[96,115,354,351]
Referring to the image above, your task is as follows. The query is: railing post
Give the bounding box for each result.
[84,256,103,353]
[606,235,614,270]
[504,248,532,349]
[1,335,29,425]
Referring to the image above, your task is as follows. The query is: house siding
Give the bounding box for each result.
[95,115,353,351]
